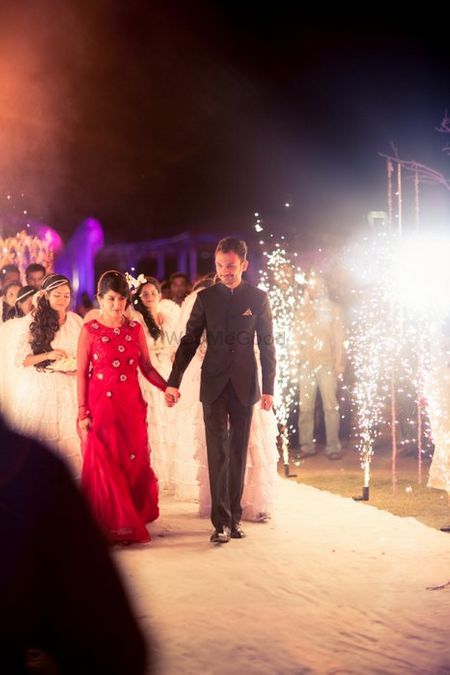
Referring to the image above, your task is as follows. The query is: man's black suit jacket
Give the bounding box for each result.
[167,281,276,406]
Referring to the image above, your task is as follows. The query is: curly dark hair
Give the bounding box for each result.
[29,275,71,370]
[133,277,161,340]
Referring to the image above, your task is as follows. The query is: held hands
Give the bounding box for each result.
[48,348,68,360]
[260,394,273,411]
[165,386,181,407]
[78,416,91,443]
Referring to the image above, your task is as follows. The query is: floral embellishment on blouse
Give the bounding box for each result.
[128,358,135,365]
[125,335,132,342]
[106,391,112,397]
[93,353,99,360]
[97,372,104,380]
[117,345,125,352]
[129,321,136,328]
[120,374,127,382]
[113,327,121,335]
[101,336,109,343]
[92,322,99,330]
[112,360,120,368]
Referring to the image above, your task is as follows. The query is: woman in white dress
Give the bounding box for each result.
[0,286,36,423]
[171,277,280,521]
[12,274,83,477]
[131,276,180,491]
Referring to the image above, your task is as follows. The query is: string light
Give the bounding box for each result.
[0,230,54,277]
[1,195,53,276]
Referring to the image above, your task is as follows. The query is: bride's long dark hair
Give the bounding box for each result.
[133,277,161,340]
[29,274,71,369]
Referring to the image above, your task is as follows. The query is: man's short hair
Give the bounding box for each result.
[25,263,46,276]
[215,237,248,261]
[168,272,190,285]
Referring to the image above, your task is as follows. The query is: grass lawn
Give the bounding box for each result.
[282,441,450,531]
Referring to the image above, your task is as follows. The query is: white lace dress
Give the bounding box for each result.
[171,291,280,521]
[12,312,83,477]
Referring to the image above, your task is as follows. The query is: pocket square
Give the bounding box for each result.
[242,308,253,316]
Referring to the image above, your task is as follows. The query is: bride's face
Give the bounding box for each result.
[139,283,160,310]
[98,290,127,319]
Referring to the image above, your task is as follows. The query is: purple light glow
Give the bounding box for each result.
[55,217,104,304]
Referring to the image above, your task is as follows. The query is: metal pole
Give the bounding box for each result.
[391,371,397,495]
[387,159,393,227]
[397,162,402,235]
[414,168,420,229]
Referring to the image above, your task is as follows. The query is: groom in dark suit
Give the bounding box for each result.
[165,237,276,543]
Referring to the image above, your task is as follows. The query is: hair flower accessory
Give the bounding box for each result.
[125,271,147,290]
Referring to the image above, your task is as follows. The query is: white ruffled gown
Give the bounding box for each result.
[171,291,280,521]
[0,315,31,426]
[134,300,180,492]
[11,312,83,477]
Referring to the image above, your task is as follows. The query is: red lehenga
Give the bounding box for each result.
[77,318,167,543]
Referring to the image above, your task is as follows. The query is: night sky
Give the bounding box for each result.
[0,2,449,246]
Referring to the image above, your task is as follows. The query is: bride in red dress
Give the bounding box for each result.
[77,270,171,544]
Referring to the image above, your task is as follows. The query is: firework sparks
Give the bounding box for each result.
[256,215,304,462]
[347,231,450,490]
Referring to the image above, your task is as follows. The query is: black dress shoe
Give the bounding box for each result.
[210,525,231,543]
[230,524,246,539]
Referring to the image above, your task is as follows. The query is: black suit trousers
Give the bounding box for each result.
[202,380,254,530]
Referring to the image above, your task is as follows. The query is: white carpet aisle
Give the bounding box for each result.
[114,479,450,674]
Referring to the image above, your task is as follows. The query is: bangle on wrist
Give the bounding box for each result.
[78,405,90,421]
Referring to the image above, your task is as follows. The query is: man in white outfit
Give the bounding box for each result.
[297,273,345,460]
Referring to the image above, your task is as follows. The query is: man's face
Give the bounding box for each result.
[215,251,248,289]
[26,270,45,289]
[170,277,188,300]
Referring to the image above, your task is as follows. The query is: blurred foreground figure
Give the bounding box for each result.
[0,416,152,674]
